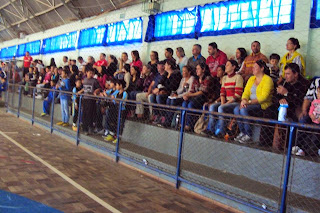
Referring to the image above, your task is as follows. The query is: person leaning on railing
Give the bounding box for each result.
[233,59,274,144]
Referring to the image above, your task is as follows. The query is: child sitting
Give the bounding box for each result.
[103,80,128,143]
[268,53,281,85]
[41,80,57,116]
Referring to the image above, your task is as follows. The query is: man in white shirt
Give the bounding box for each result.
[77,56,87,72]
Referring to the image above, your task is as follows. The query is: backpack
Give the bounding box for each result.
[225,118,239,140]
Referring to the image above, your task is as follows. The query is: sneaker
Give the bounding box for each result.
[102,130,109,137]
[35,95,43,99]
[292,146,305,156]
[72,126,77,132]
[234,132,245,141]
[62,123,69,127]
[95,128,105,135]
[239,135,251,144]
[103,134,114,142]
[112,138,117,144]
[296,149,305,156]
[40,113,47,117]
[56,121,64,125]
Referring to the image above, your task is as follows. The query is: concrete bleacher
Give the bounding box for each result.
[7,91,320,212]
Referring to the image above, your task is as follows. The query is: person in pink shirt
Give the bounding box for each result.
[206,42,228,77]
[309,87,320,124]
[93,53,108,68]
[130,50,143,72]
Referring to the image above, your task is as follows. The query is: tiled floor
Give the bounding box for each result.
[0,110,240,213]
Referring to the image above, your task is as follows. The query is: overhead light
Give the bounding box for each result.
[142,0,161,15]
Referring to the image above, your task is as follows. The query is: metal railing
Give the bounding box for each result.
[4,83,320,213]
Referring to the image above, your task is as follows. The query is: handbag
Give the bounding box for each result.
[194,113,209,134]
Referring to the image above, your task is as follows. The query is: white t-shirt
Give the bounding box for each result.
[79,61,87,72]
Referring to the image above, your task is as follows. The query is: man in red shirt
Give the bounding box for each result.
[23,51,33,79]
[93,53,108,68]
[206,42,228,77]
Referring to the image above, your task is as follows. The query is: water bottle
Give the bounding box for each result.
[278,104,288,121]
[175,114,180,129]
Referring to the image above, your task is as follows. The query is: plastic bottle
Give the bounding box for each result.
[278,104,289,121]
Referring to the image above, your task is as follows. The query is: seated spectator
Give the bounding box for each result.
[122,64,131,90]
[206,42,227,77]
[50,57,57,68]
[148,51,159,74]
[152,60,181,125]
[36,66,52,99]
[135,65,155,118]
[105,55,118,79]
[268,53,281,85]
[103,80,128,143]
[280,38,305,80]
[40,80,57,117]
[77,56,87,73]
[0,74,7,99]
[234,59,273,143]
[239,41,268,82]
[93,53,108,68]
[127,66,142,100]
[114,52,130,79]
[274,63,309,122]
[232,47,247,71]
[309,86,320,124]
[164,65,196,127]
[51,67,60,83]
[62,56,68,67]
[96,64,107,90]
[9,61,20,84]
[56,69,71,127]
[176,47,188,72]
[71,59,77,66]
[182,63,212,131]
[164,48,176,64]
[187,44,206,74]
[131,50,143,72]
[205,60,243,137]
[87,56,95,66]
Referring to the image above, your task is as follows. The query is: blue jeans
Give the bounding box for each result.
[153,94,168,116]
[165,98,184,126]
[43,98,52,114]
[208,102,239,135]
[233,104,262,136]
[60,98,69,123]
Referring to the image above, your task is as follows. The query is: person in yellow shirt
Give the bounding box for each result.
[234,60,274,144]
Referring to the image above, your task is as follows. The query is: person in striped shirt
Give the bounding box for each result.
[206,60,244,137]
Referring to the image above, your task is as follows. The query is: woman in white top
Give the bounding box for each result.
[176,47,188,72]
[114,52,131,79]
[163,65,196,127]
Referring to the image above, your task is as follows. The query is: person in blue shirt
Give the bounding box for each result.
[0,76,7,99]
[56,69,71,126]
[41,80,57,116]
[103,80,128,143]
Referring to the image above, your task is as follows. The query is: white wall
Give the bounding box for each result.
[0,0,319,76]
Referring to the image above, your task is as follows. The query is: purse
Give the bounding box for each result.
[194,113,209,134]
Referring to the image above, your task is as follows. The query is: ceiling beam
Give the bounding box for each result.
[20,0,47,31]
[34,0,52,8]
[10,0,36,33]
[109,0,117,10]
[0,13,16,39]
[61,0,82,20]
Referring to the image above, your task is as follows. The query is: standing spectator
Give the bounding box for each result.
[79,67,101,135]
[40,80,57,117]
[240,41,268,82]
[148,51,159,74]
[187,44,206,74]
[77,56,87,73]
[206,42,228,77]
[131,50,143,72]
[71,79,83,131]
[23,51,33,79]
[94,53,108,68]
[56,69,71,127]
[164,48,176,63]
[176,47,188,72]
[280,37,306,79]
[234,60,273,143]
[62,56,68,67]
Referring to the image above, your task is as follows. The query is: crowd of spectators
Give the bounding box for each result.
[1,37,320,156]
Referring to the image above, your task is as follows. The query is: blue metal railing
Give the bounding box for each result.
[5,84,320,213]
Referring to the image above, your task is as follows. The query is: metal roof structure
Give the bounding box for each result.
[0,0,141,42]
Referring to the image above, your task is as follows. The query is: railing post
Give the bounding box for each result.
[115,101,123,162]
[76,95,83,146]
[50,91,56,134]
[17,85,22,118]
[280,126,295,213]
[175,109,187,189]
[31,88,36,125]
